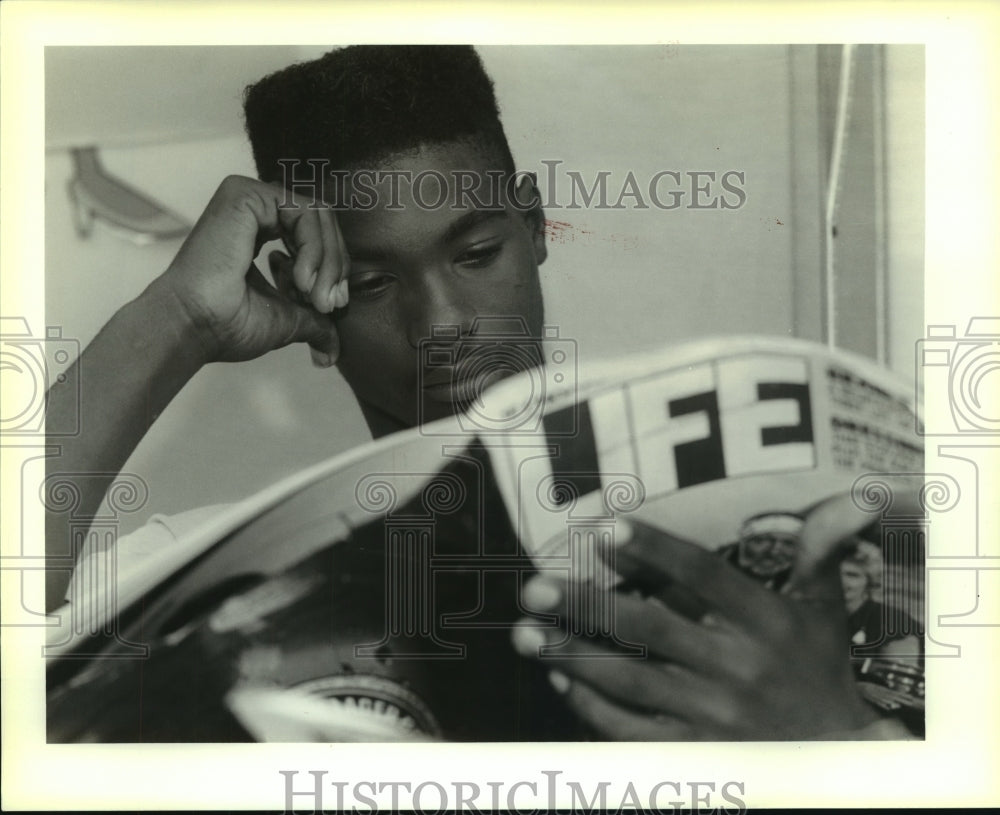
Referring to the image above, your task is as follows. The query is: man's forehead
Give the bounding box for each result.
[339,206,510,261]
[325,142,523,256]
[342,140,505,190]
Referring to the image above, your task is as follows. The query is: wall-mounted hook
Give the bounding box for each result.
[67,146,190,244]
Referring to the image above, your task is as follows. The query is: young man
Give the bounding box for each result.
[45,46,911,740]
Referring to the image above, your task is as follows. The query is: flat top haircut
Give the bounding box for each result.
[243,45,516,184]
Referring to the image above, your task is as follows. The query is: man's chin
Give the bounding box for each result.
[416,393,473,426]
[362,367,530,435]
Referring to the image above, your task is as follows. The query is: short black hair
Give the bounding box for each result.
[243,45,515,185]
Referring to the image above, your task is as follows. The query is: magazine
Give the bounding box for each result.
[46,335,925,742]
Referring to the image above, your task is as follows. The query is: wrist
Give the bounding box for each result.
[139,275,219,366]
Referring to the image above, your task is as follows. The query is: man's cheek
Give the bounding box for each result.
[484,264,542,317]
[337,324,384,364]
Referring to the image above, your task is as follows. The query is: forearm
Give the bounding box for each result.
[44,277,208,610]
[43,176,346,611]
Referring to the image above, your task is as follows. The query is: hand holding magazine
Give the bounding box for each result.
[47,335,925,742]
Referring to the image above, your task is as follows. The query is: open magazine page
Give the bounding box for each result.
[48,335,926,742]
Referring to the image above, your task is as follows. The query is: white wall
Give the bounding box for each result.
[45,46,310,149]
[884,46,925,375]
[481,45,798,358]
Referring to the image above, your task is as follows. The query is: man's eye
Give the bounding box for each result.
[455,243,502,268]
[348,273,394,300]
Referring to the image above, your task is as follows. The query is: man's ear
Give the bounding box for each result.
[513,173,547,265]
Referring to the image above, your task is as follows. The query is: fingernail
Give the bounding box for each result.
[511,622,547,656]
[327,284,340,310]
[339,278,349,306]
[306,269,318,290]
[522,579,561,611]
[548,670,571,694]
[310,348,333,368]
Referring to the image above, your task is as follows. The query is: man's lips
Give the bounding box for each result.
[420,368,507,404]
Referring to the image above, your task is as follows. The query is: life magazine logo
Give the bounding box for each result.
[484,351,826,557]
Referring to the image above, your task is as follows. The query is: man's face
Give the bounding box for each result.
[331,142,547,430]
[738,533,798,578]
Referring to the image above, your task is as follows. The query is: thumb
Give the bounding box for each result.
[783,492,873,605]
[784,479,923,604]
[289,305,340,367]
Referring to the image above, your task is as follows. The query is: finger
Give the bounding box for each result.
[610,519,784,628]
[268,251,340,365]
[785,483,920,605]
[310,205,341,313]
[782,492,867,606]
[549,671,695,741]
[600,522,709,618]
[286,305,340,365]
[611,589,739,672]
[511,620,733,726]
[331,208,351,309]
[270,250,318,312]
[268,250,299,301]
[279,204,324,296]
[616,571,710,622]
[249,261,340,364]
[522,576,732,672]
[246,262,280,300]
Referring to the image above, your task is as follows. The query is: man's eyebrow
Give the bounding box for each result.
[441,208,508,244]
[347,209,509,264]
[348,246,393,263]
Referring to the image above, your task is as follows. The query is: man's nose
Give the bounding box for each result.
[404,274,476,349]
